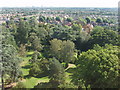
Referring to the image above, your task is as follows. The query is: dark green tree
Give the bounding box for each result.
[75,31,91,51]
[48,58,66,88]
[29,58,49,77]
[96,18,103,23]
[56,16,61,22]
[39,16,45,22]
[88,29,119,48]
[15,19,30,45]
[85,17,91,24]
[103,19,109,23]
[66,17,73,22]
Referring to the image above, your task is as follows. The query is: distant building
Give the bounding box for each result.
[82,24,93,34]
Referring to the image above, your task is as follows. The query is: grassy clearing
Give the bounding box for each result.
[26,51,34,55]
[20,52,49,88]
[22,77,48,88]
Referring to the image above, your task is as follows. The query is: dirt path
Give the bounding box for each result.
[65,64,76,70]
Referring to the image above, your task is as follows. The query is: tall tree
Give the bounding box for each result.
[2,44,22,85]
[15,19,30,45]
[28,33,43,51]
[85,17,91,24]
[48,58,66,87]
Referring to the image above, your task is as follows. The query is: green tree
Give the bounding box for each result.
[75,31,91,51]
[33,58,66,88]
[2,44,22,85]
[103,19,109,23]
[1,26,21,89]
[39,16,45,22]
[29,59,49,77]
[56,16,61,22]
[88,29,119,48]
[72,24,82,32]
[66,17,73,22]
[72,44,119,88]
[37,27,48,40]
[96,18,103,23]
[29,51,41,63]
[28,33,43,51]
[18,44,26,57]
[15,19,30,45]
[85,17,91,24]
[79,18,86,26]
[50,39,76,64]
[29,17,38,28]
[2,32,17,49]
[46,17,52,23]
[48,58,66,88]
[29,51,49,77]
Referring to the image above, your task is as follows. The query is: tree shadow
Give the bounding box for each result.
[23,71,49,79]
[24,74,31,79]
[22,64,31,69]
[66,68,76,74]
[26,55,32,57]
[35,72,49,78]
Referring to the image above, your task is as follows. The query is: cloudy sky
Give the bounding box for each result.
[0,0,119,7]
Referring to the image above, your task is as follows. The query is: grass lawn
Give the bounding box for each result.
[20,57,31,67]
[22,77,49,88]
[20,52,49,88]
[26,51,34,56]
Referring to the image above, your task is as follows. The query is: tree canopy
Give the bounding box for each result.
[72,44,119,88]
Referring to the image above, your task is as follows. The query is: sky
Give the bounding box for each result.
[0,0,119,8]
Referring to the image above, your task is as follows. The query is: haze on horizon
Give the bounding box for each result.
[0,0,119,8]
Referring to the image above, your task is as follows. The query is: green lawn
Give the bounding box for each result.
[20,52,49,88]
[26,51,34,56]
[22,77,49,88]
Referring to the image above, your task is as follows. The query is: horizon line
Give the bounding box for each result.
[1,6,118,8]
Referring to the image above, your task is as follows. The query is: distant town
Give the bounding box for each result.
[1,7,119,89]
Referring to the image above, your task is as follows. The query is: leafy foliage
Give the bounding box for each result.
[88,28,119,48]
[2,44,22,83]
[29,51,49,77]
[72,44,119,88]
[15,19,30,45]
[18,44,26,57]
[48,58,66,87]
[1,9,119,89]
[28,33,43,51]
[50,39,76,63]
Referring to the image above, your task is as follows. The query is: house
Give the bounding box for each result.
[82,24,93,34]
